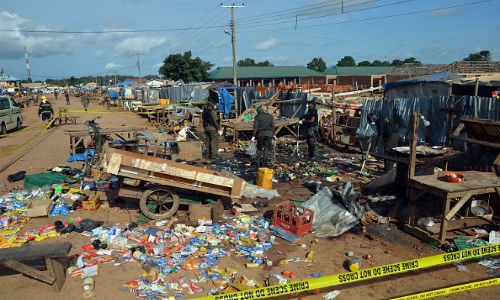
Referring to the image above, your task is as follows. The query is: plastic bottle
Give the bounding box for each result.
[83,277,95,297]
[349,257,361,272]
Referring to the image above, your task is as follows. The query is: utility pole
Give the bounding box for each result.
[221,3,243,87]
[114,70,118,87]
[135,53,143,87]
[24,47,32,82]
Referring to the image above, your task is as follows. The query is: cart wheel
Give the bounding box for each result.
[139,188,180,220]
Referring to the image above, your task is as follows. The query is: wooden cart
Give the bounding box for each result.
[100,146,246,219]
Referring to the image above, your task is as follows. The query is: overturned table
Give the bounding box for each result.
[222,118,300,142]
[405,171,500,244]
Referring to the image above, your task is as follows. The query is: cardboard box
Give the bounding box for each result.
[82,195,101,210]
[27,199,53,217]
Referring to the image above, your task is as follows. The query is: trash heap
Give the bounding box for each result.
[0,185,90,248]
[66,213,284,298]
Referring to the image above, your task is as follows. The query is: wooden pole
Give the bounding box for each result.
[408,112,420,178]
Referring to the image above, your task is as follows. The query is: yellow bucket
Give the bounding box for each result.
[257,167,274,189]
[159,98,170,105]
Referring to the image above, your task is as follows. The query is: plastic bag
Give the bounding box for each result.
[246,140,257,156]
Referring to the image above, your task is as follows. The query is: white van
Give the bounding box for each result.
[0,95,23,134]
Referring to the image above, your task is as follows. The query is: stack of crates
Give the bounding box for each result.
[272,201,314,236]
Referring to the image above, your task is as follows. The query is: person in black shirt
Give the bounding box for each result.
[300,98,319,159]
[252,106,275,167]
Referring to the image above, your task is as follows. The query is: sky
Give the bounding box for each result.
[1,0,499,81]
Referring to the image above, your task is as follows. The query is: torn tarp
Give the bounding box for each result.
[302,186,359,238]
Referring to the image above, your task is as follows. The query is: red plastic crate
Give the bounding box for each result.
[272,201,314,236]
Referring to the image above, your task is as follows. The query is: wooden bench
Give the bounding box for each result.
[0,242,72,291]
[58,108,80,125]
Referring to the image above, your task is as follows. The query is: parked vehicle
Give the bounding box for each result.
[0,95,23,134]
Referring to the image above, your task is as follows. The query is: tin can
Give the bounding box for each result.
[306,251,315,259]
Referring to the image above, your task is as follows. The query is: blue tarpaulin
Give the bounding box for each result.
[108,90,118,99]
[116,80,135,86]
[218,87,235,118]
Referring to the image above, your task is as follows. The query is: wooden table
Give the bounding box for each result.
[65,127,142,154]
[222,118,300,142]
[405,170,500,244]
[373,149,463,183]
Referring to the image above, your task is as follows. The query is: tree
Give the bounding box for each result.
[337,56,356,66]
[68,76,78,87]
[357,60,371,66]
[307,57,327,72]
[463,50,491,61]
[159,51,213,83]
[391,59,403,66]
[402,57,421,64]
[237,58,274,67]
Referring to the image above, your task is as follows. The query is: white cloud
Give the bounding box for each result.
[105,62,123,70]
[425,7,465,18]
[254,38,280,51]
[0,11,77,59]
[115,36,167,56]
[152,62,163,69]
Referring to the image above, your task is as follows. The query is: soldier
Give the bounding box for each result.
[299,98,319,160]
[202,103,222,161]
[251,106,275,167]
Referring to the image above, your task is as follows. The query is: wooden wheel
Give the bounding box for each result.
[139,187,180,220]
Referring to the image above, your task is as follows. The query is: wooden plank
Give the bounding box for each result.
[195,172,234,187]
[451,135,500,149]
[445,192,473,221]
[3,260,56,284]
[0,242,72,262]
[46,257,67,291]
[107,153,122,175]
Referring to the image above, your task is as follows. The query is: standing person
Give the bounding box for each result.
[54,89,58,100]
[251,106,275,167]
[299,98,319,159]
[82,91,89,111]
[202,103,222,161]
[64,90,70,105]
[374,111,401,172]
[38,96,54,122]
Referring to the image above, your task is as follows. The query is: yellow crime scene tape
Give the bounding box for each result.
[194,244,500,300]
[391,277,500,300]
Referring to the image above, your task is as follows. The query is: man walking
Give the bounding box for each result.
[202,103,222,161]
[82,91,89,111]
[252,106,275,167]
[38,96,54,122]
[299,98,319,159]
[64,90,70,105]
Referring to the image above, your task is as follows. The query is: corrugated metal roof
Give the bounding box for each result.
[323,66,394,75]
[208,66,323,79]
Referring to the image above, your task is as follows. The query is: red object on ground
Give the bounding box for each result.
[272,201,314,236]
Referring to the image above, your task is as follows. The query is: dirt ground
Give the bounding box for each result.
[0,94,498,300]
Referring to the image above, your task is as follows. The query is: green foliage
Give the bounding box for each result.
[337,56,356,66]
[354,57,421,66]
[237,58,274,66]
[463,50,491,61]
[159,51,213,83]
[357,60,371,66]
[306,57,327,72]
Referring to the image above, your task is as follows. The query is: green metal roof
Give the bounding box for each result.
[323,66,394,75]
[208,66,323,80]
